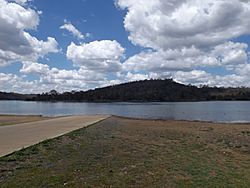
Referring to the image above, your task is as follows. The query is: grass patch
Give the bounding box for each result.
[242,131,250,136]
[0,117,249,187]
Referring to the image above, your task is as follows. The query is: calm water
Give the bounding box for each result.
[0,100,250,123]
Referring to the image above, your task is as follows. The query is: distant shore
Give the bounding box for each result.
[1,113,250,125]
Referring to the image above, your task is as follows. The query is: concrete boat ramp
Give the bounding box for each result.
[0,115,110,157]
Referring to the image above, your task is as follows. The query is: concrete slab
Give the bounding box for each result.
[0,115,110,157]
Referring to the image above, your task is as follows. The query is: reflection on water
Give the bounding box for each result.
[0,100,250,123]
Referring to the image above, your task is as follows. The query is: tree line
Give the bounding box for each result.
[2,79,250,102]
[31,79,250,102]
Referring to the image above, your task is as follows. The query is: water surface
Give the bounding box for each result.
[0,100,250,123]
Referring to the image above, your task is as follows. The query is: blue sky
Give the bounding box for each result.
[34,0,141,56]
[1,0,250,93]
[3,0,138,72]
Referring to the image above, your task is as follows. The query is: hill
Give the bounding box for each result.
[2,79,250,102]
[34,79,250,102]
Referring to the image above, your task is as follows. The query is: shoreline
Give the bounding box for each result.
[3,98,250,102]
[111,115,250,125]
[1,114,250,125]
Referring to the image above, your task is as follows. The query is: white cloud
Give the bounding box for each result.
[20,61,50,75]
[117,0,250,50]
[117,0,250,87]
[18,61,112,92]
[0,71,89,93]
[123,47,215,72]
[173,70,214,86]
[67,40,125,72]
[12,0,31,5]
[125,72,158,82]
[0,73,39,93]
[211,41,248,67]
[234,63,250,76]
[123,42,248,73]
[0,0,58,67]
[118,69,248,88]
[0,0,126,94]
[172,70,247,88]
[60,21,86,40]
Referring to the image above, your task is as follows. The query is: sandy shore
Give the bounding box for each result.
[0,115,51,126]
[0,115,110,157]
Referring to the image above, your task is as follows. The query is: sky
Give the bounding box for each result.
[1,0,250,93]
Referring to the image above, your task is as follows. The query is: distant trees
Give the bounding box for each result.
[2,79,250,102]
[49,90,59,95]
[33,79,250,102]
[0,92,35,101]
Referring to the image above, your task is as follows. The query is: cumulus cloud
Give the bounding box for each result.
[0,73,39,93]
[0,0,126,93]
[117,0,250,87]
[117,0,250,50]
[60,21,86,40]
[211,41,248,67]
[123,47,215,72]
[123,42,249,73]
[17,61,114,92]
[20,61,50,75]
[0,71,89,93]
[172,70,247,88]
[67,40,125,72]
[0,0,58,67]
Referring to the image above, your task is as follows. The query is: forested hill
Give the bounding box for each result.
[1,79,250,102]
[34,79,250,102]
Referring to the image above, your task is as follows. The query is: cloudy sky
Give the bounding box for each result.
[1,0,250,93]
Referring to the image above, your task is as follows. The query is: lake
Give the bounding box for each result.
[0,100,250,123]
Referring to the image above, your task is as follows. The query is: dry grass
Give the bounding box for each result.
[0,116,249,187]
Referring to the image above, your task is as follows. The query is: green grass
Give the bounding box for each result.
[0,123,5,126]
[0,117,249,187]
[0,122,18,126]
